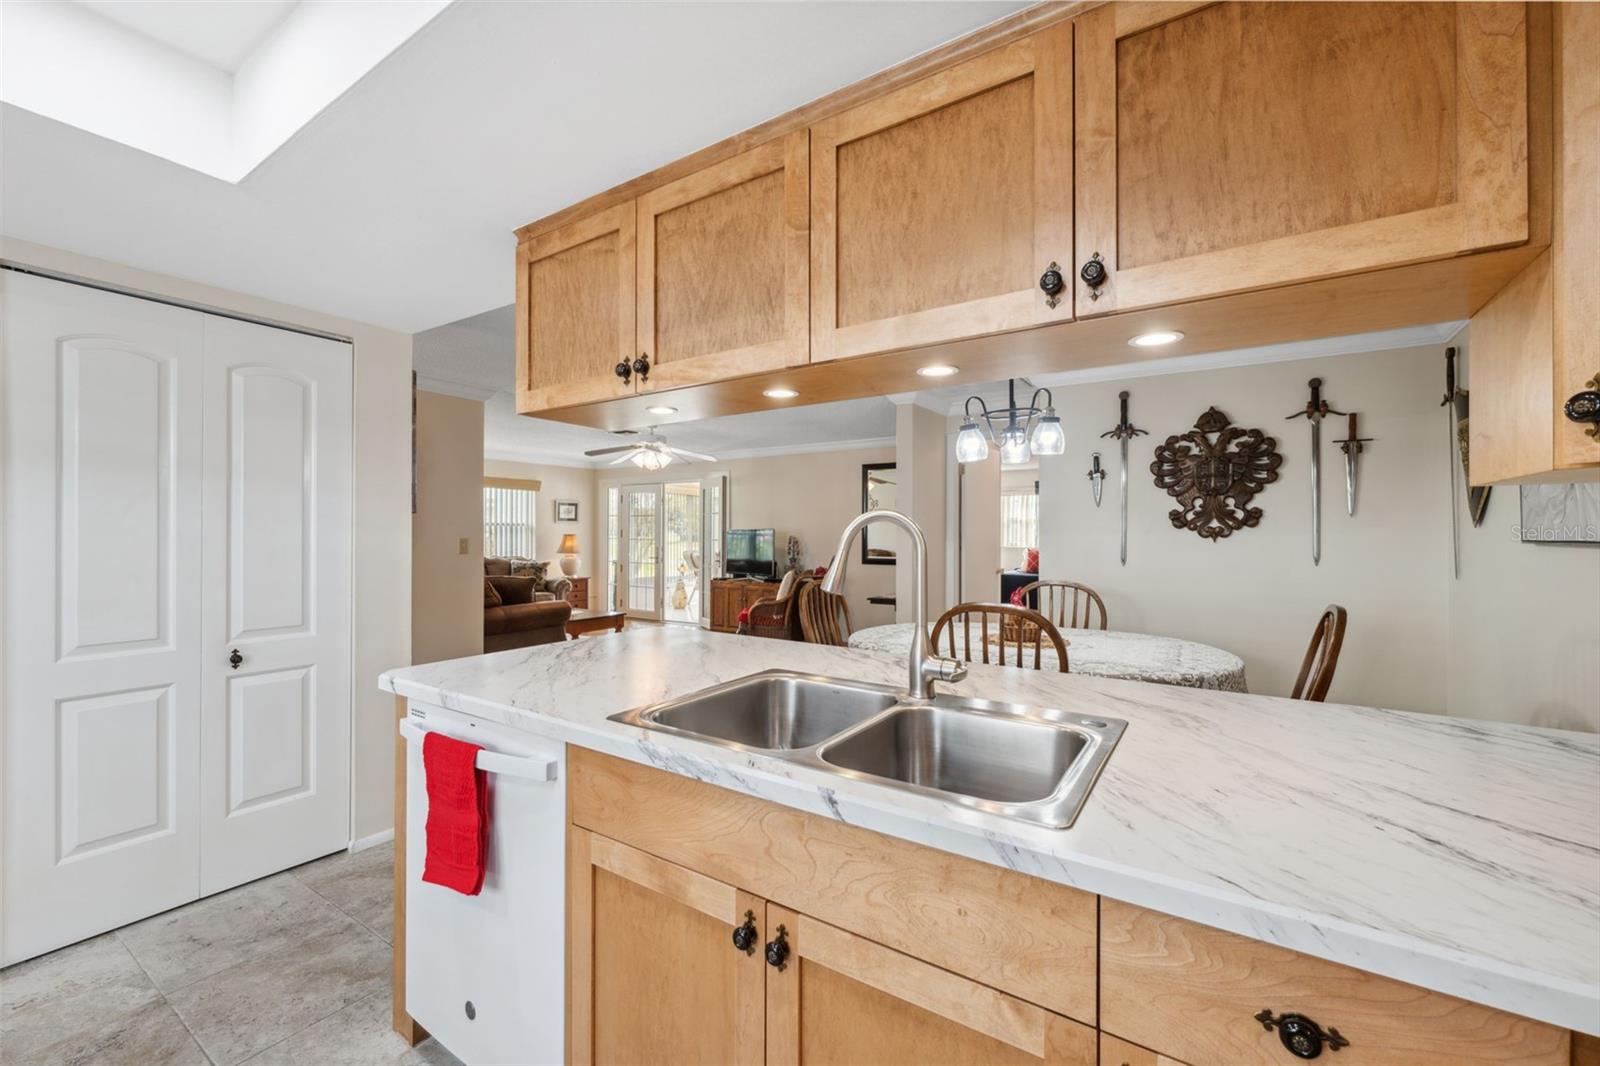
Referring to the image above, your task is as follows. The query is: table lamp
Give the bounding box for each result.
[557,533,580,577]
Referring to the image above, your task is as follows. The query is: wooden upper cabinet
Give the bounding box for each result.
[810,23,1074,362]
[765,905,1096,1066]
[1073,1,1531,316]
[516,202,636,412]
[567,828,764,1066]
[637,131,810,392]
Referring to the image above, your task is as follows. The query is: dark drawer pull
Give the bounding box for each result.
[731,909,757,954]
[1255,1009,1349,1059]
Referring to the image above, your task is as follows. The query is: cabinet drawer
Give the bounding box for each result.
[1100,899,1568,1066]
[570,747,1098,1024]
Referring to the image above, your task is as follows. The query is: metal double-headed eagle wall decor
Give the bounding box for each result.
[1151,407,1283,540]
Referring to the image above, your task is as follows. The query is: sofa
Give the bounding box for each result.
[484,574,571,652]
[484,556,573,603]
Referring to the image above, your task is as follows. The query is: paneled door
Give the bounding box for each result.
[569,830,765,1066]
[636,132,809,391]
[620,484,663,621]
[810,23,1074,362]
[199,316,352,894]
[764,905,1096,1066]
[1,272,205,964]
[516,202,637,412]
[1072,1,1531,316]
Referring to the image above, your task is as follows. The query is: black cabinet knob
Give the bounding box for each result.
[1080,253,1108,290]
[1039,262,1065,308]
[228,649,243,670]
[1254,1009,1349,1059]
[1564,379,1600,439]
[614,361,632,383]
[764,925,789,969]
[732,910,757,954]
[632,353,651,383]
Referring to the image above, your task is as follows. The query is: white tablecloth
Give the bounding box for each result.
[847,623,1247,692]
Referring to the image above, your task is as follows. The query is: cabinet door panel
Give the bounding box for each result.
[811,24,1073,362]
[639,132,809,390]
[1075,2,1529,315]
[569,829,764,1066]
[517,203,636,411]
[766,906,1094,1066]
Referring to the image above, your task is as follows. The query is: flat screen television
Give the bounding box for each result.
[724,529,777,580]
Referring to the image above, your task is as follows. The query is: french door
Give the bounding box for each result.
[608,475,725,624]
[1,271,353,963]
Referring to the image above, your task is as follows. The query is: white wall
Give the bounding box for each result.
[894,403,947,622]
[484,459,598,607]
[1034,342,1599,727]
[413,391,484,665]
[0,236,414,841]
[598,445,898,628]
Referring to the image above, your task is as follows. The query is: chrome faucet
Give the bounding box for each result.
[821,510,966,701]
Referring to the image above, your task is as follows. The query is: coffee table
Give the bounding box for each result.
[566,608,626,638]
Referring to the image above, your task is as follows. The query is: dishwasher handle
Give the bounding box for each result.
[399,718,559,782]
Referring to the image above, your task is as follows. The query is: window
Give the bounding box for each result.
[484,483,537,558]
[1000,490,1038,549]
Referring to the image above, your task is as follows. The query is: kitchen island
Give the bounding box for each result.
[382,626,1600,1061]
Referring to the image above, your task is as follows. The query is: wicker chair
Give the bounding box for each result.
[931,602,1068,672]
[744,575,806,640]
[1291,604,1348,701]
[797,580,853,646]
[1016,580,1108,631]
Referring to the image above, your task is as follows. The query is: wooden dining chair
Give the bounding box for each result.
[931,603,1069,673]
[797,580,853,646]
[1016,580,1109,631]
[1291,604,1348,701]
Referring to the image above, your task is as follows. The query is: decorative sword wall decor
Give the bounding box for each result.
[1151,407,1282,540]
[1441,346,1492,579]
[1333,413,1374,516]
[1100,392,1147,565]
[1087,452,1105,507]
[1284,377,1345,565]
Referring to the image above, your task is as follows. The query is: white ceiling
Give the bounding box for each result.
[75,0,299,72]
[1,1,1027,334]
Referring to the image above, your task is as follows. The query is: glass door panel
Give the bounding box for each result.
[662,482,702,625]
[701,475,726,626]
[605,485,620,611]
[623,485,661,620]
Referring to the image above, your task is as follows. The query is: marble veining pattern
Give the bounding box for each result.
[381,626,1600,1034]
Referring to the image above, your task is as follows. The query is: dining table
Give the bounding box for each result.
[846,622,1248,692]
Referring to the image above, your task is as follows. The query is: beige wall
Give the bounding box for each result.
[598,445,898,627]
[1035,343,1599,726]
[0,235,414,843]
[894,404,947,623]
[484,459,598,607]
[413,391,484,664]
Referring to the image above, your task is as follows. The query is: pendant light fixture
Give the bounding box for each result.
[956,379,1065,464]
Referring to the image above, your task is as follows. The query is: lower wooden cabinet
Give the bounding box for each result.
[1100,1033,1190,1066]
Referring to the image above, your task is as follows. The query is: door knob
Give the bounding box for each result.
[228,649,243,670]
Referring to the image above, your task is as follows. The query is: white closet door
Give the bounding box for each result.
[1,272,205,964]
[198,315,352,894]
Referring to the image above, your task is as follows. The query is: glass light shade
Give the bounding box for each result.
[1030,410,1065,455]
[955,421,989,463]
[631,448,671,471]
[999,427,1031,465]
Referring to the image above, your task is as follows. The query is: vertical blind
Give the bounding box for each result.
[1000,491,1039,549]
[484,486,537,558]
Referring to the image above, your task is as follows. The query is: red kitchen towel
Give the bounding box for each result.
[421,731,489,895]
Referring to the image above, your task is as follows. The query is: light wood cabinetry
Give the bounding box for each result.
[1072,1,1531,316]
[638,132,810,393]
[516,203,636,411]
[1469,3,1600,485]
[1099,898,1569,1066]
[810,23,1073,361]
[1100,1033,1190,1066]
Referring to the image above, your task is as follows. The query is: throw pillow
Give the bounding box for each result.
[1023,548,1040,573]
[484,577,502,608]
[508,558,549,586]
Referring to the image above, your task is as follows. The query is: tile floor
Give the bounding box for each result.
[0,843,462,1066]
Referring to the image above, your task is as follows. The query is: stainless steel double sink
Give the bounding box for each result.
[608,670,1126,829]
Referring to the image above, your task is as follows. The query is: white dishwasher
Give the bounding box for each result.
[401,703,564,1066]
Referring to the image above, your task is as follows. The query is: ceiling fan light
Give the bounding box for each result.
[1000,427,1031,465]
[1030,409,1065,456]
[955,420,989,463]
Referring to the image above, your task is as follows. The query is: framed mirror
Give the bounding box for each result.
[861,462,897,565]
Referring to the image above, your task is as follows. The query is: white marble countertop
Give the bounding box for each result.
[380,626,1600,1034]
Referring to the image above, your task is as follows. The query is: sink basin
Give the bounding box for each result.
[818,704,1089,804]
[609,670,1125,829]
[614,672,900,751]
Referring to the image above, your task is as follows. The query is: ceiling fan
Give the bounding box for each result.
[583,427,715,471]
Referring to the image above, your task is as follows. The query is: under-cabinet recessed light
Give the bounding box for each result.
[916,364,959,378]
[763,388,799,399]
[1128,330,1185,348]
[646,405,677,415]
